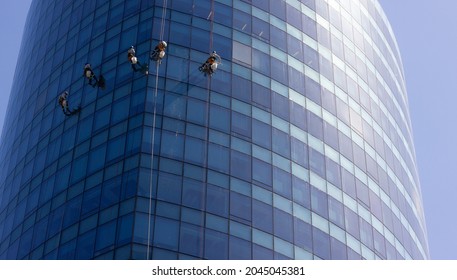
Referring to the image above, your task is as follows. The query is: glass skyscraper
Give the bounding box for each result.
[0,0,429,259]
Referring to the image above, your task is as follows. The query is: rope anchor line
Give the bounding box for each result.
[147,0,168,260]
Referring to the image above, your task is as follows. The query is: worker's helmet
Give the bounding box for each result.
[161,41,167,48]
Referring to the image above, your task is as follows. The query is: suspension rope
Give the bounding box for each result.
[201,0,215,258]
[160,0,167,42]
[208,0,214,52]
[147,0,168,260]
[205,0,215,146]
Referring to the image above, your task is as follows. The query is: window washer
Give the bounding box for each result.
[58,91,80,116]
[199,51,221,76]
[128,46,148,75]
[83,63,98,87]
[150,41,167,62]
[83,63,105,89]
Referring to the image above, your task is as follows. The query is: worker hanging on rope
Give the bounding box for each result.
[83,63,106,89]
[150,41,167,63]
[128,46,149,75]
[58,91,80,116]
[199,51,221,76]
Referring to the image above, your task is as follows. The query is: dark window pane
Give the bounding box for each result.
[154,217,179,251]
[309,148,325,177]
[76,230,96,259]
[117,214,134,245]
[233,10,251,33]
[210,105,230,133]
[294,218,312,251]
[182,178,205,210]
[230,150,251,181]
[311,187,328,218]
[252,18,270,42]
[232,112,251,138]
[344,207,360,239]
[328,196,345,228]
[157,173,182,204]
[252,200,273,233]
[252,83,271,109]
[326,158,341,187]
[313,227,330,259]
[290,102,307,130]
[274,209,293,242]
[252,120,271,149]
[360,217,374,249]
[169,22,191,47]
[252,159,272,186]
[272,93,289,121]
[229,236,251,259]
[253,244,273,260]
[208,144,230,174]
[270,1,286,20]
[272,128,290,158]
[206,185,229,217]
[160,131,184,160]
[184,137,205,166]
[204,229,228,259]
[273,167,292,198]
[292,176,311,209]
[95,220,116,251]
[271,58,288,85]
[187,99,206,126]
[230,192,251,221]
[330,237,347,259]
[180,223,204,258]
[291,137,308,167]
[232,75,251,102]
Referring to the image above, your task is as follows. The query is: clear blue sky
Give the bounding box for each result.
[379,0,457,260]
[1,1,455,260]
[0,1,32,138]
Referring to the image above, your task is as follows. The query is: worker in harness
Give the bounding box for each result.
[83,63,98,87]
[150,41,167,62]
[199,51,221,76]
[58,91,80,116]
[128,46,149,75]
[83,63,105,89]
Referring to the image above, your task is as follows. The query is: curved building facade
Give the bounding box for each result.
[0,0,429,259]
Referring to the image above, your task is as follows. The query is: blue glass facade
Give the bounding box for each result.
[0,0,429,259]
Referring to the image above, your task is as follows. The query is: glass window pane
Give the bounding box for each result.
[230,150,251,181]
[252,119,271,149]
[274,209,293,242]
[157,173,182,204]
[206,185,229,217]
[204,229,228,259]
[230,192,251,221]
[154,217,179,251]
[229,236,251,259]
[95,220,116,251]
[180,223,204,257]
[160,131,184,160]
[313,227,330,259]
[252,200,273,233]
[208,143,230,173]
[252,159,272,186]
[182,178,206,210]
[293,218,312,251]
